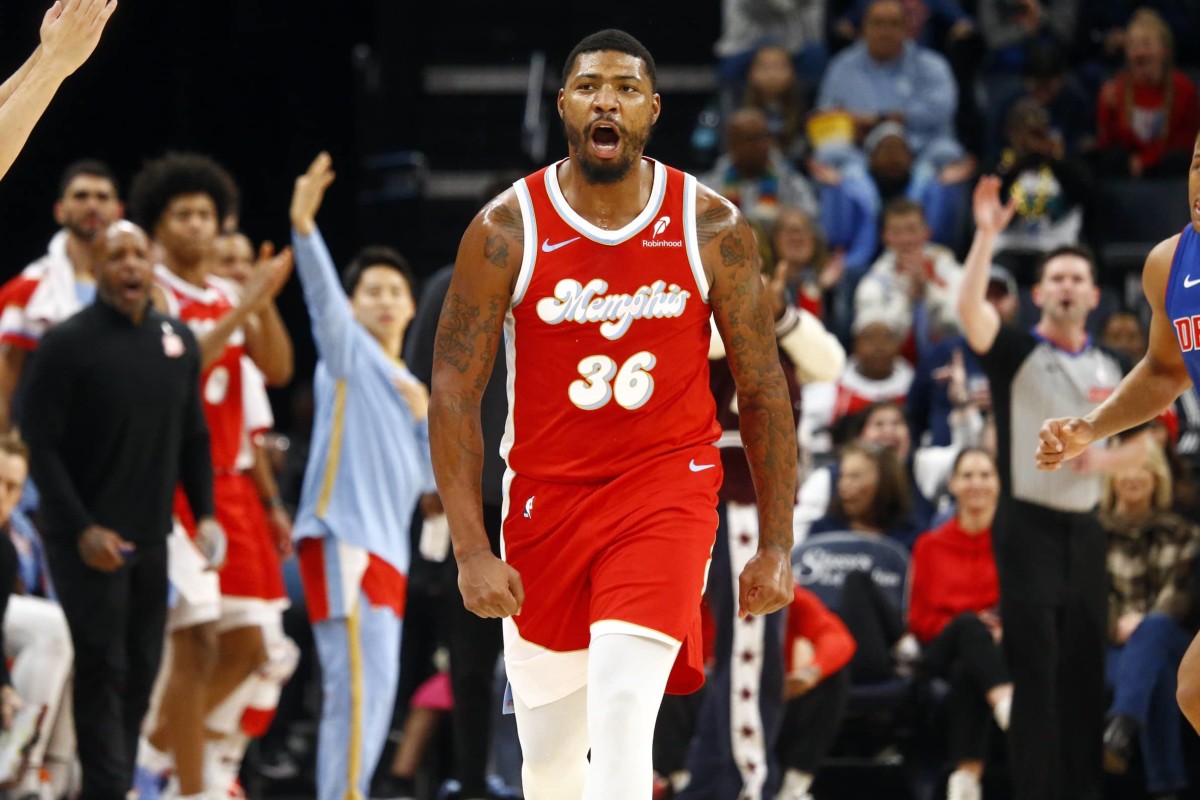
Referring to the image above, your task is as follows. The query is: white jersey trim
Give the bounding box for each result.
[512,179,538,307]
[682,173,710,302]
[544,158,666,246]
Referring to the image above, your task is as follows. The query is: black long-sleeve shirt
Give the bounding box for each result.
[20,298,213,547]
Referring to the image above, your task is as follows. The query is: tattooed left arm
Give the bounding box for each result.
[699,190,797,615]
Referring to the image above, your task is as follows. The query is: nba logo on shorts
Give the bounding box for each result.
[523,496,534,519]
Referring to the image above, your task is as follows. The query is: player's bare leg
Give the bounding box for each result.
[149,622,218,796]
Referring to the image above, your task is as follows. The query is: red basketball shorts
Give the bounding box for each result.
[175,473,287,602]
[501,444,722,704]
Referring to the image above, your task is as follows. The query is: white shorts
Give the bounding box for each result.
[216,596,287,634]
[166,525,220,633]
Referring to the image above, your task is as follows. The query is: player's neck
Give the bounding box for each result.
[372,328,404,361]
[64,235,96,282]
[556,157,652,230]
[1035,319,1087,352]
[161,251,209,287]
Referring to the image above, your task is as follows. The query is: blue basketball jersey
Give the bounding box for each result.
[1165,224,1200,391]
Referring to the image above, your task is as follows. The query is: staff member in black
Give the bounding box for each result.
[20,220,223,800]
[956,177,1138,800]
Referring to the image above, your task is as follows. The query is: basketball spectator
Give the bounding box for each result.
[0,431,76,800]
[802,310,914,449]
[0,159,122,432]
[864,122,974,250]
[700,106,818,230]
[976,0,1079,78]
[797,400,935,544]
[810,441,918,548]
[692,42,814,170]
[906,447,1013,800]
[775,586,856,800]
[1099,308,1147,364]
[907,266,1018,449]
[1099,438,1200,796]
[712,0,829,91]
[768,206,845,323]
[1095,8,1200,179]
[814,0,965,204]
[854,197,964,364]
[991,98,1095,283]
[1076,0,1198,94]
[983,41,1096,167]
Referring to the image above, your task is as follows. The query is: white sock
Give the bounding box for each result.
[137,736,172,773]
[583,632,679,800]
[992,690,1012,732]
[947,769,982,800]
[669,770,691,792]
[778,768,813,797]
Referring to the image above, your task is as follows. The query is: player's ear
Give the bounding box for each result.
[557,89,566,119]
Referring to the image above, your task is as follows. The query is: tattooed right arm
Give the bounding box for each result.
[430,190,522,562]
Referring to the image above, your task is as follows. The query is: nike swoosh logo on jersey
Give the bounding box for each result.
[541,236,581,253]
[689,460,716,472]
[1186,275,1200,288]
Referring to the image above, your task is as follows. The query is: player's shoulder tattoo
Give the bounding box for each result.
[480,198,524,271]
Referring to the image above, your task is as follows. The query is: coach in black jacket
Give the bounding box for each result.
[20,220,219,800]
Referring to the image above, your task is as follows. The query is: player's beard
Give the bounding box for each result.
[564,118,654,185]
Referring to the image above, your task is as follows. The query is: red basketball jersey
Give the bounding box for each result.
[505,159,721,483]
[155,265,245,474]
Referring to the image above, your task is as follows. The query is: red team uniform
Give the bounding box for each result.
[155,266,286,605]
[502,158,722,703]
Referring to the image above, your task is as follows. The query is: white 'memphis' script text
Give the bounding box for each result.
[535,278,690,340]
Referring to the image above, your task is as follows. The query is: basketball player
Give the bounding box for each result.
[429,29,796,800]
[128,153,293,800]
[1036,131,1200,740]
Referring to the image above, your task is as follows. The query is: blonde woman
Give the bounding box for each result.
[1100,437,1200,796]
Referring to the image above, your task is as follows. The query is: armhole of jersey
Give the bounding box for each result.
[512,179,537,307]
[1164,228,1186,315]
[158,282,180,318]
[682,174,710,303]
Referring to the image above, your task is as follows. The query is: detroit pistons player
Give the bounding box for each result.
[1036,132,1200,737]
[430,28,796,800]
[127,152,293,800]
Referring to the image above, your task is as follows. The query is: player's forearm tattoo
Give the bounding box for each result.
[716,217,796,552]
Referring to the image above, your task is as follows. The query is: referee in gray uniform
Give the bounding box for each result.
[957,178,1127,800]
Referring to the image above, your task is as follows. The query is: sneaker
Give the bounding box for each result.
[132,764,170,800]
[946,769,981,800]
[254,746,299,781]
[1103,713,1140,774]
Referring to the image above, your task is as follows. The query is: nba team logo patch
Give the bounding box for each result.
[161,322,184,358]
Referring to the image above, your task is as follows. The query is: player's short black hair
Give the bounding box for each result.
[1034,243,1098,284]
[58,159,119,199]
[343,244,415,297]
[127,152,239,231]
[562,29,656,90]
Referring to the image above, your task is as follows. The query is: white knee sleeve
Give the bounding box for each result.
[513,686,589,800]
[584,632,678,800]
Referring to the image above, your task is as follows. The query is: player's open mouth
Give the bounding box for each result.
[590,123,621,157]
[121,279,144,300]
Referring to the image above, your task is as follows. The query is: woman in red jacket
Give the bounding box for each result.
[1095,8,1200,178]
[907,447,1013,800]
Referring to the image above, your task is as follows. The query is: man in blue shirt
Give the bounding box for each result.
[288,152,434,800]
